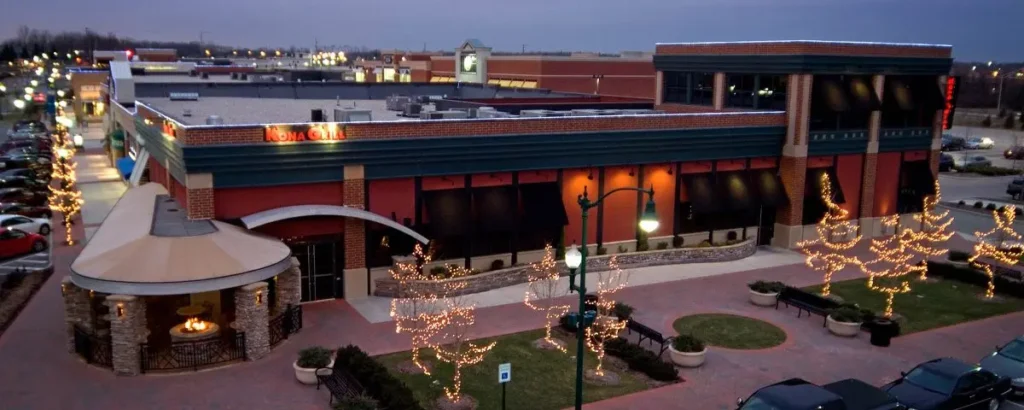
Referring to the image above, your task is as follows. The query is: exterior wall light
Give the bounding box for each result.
[256,290,264,305]
[116,303,125,318]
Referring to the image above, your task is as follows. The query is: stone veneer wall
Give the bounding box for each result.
[233,282,270,361]
[61,277,94,353]
[104,294,147,376]
[374,239,757,298]
[273,257,302,315]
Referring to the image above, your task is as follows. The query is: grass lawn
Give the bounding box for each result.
[673,313,787,349]
[377,329,650,410]
[804,278,1024,334]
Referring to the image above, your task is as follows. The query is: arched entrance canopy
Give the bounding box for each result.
[239,205,429,244]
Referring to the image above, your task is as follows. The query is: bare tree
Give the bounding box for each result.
[389,244,444,375]
[431,266,495,405]
[524,244,570,351]
[584,256,630,377]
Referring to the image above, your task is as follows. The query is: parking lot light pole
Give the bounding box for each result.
[564,186,658,410]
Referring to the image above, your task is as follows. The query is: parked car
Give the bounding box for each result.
[1009,178,1024,199]
[965,136,996,150]
[0,139,52,156]
[0,154,51,172]
[0,228,47,259]
[0,214,50,235]
[942,135,966,152]
[737,378,904,410]
[979,336,1024,400]
[0,166,51,181]
[953,155,993,168]
[0,203,52,218]
[882,358,1011,410]
[939,153,954,172]
[0,176,48,192]
[9,120,46,137]
[0,188,46,206]
[1005,146,1024,160]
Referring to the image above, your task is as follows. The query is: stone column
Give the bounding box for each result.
[275,257,302,313]
[61,277,94,353]
[104,294,147,376]
[713,72,726,110]
[859,74,885,238]
[343,164,368,300]
[654,71,663,105]
[234,282,270,361]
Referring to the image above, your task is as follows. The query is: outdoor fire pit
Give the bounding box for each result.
[169,317,220,343]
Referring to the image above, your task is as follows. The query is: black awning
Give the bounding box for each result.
[812,76,851,112]
[684,174,717,214]
[472,186,517,233]
[846,76,881,112]
[751,170,789,207]
[423,189,469,237]
[911,78,945,111]
[805,168,846,204]
[520,183,568,229]
[902,161,937,195]
[716,172,755,211]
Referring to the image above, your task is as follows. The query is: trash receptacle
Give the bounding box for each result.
[870,319,899,347]
[584,293,599,313]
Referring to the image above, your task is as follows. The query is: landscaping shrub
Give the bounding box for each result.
[617,245,629,254]
[962,165,1022,176]
[828,306,866,323]
[927,261,1024,300]
[490,259,505,271]
[637,233,650,252]
[333,394,379,410]
[957,200,966,206]
[974,201,984,209]
[1017,208,1023,217]
[612,302,635,320]
[1006,114,1017,130]
[986,203,999,211]
[982,115,992,127]
[748,280,786,294]
[671,334,705,352]
[335,345,425,410]
[726,231,738,241]
[429,266,447,277]
[596,247,608,256]
[296,346,333,369]
[698,240,712,248]
[948,250,971,262]
[603,338,680,382]
[672,235,684,248]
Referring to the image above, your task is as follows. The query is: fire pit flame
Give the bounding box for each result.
[183,317,209,333]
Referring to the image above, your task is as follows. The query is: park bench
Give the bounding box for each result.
[625,319,674,356]
[315,366,364,405]
[776,287,840,326]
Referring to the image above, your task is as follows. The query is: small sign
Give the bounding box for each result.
[264,123,345,143]
[498,363,511,383]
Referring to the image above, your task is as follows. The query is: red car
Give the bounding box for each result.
[0,228,46,259]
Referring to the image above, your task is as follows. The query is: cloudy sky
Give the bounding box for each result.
[1,0,1020,61]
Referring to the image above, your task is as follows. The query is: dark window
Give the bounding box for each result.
[676,202,713,234]
[662,71,690,104]
[882,76,941,128]
[897,161,935,214]
[810,75,875,131]
[725,74,757,108]
[691,72,715,105]
[367,225,418,268]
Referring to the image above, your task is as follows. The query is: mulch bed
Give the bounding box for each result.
[0,268,54,338]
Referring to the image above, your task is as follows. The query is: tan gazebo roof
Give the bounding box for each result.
[70,183,292,295]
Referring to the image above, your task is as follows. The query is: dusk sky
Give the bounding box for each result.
[1,0,1020,61]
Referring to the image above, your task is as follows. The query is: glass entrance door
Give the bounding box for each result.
[290,241,342,302]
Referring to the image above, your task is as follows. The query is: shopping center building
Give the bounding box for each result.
[90,40,954,305]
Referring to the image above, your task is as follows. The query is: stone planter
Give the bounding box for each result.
[748,289,779,307]
[826,316,862,337]
[946,257,970,269]
[668,346,706,368]
[294,359,333,385]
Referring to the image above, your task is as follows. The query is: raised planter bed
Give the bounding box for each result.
[374,239,757,297]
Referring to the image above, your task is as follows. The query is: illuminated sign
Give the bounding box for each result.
[461,54,478,73]
[941,76,960,130]
[265,124,345,142]
[161,121,176,138]
[80,85,102,100]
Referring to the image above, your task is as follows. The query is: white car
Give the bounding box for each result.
[953,155,993,168]
[965,136,995,149]
[0,214,50,235]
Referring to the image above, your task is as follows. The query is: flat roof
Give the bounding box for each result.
[134,74,239,83]
[654,40,952,48]
[141,97,412,125]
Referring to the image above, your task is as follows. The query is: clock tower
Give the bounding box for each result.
[454,39,490,84]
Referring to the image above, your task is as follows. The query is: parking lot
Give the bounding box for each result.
[0,231,51,276]
[945,125,1024,169]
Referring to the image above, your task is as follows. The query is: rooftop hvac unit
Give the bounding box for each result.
[311,109,326,122]
[334,108,373,122]
[201,72,209,79]
[478,110,512,119]
[619,109,659,115]
[231,73,239,80]
[386,95,412,111]
[240,73,249,81]
[519,110,552,118]
[205,115,224,125]
[420,110,469,120]
[403,103,423,117]
[169,92,200,101]
[570,109,601,117]
[596,109,622,116]
[415,95,432,104]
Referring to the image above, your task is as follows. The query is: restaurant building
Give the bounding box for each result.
[102,40,954,303]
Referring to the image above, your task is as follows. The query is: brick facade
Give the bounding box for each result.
[655,41,952,58]
[777,156,807,226]
[859,153,878,218]
[186,188,214,220]
[343,179,366,270]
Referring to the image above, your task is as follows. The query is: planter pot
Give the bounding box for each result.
[826,316,862,337]
[748,289,779,307]
[668,346,706,368]
[294,359,334,385]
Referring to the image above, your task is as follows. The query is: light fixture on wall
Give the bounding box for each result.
[115,303,125,318]
[628,168,635,177]
[256,290,264,305]
[667,165,674,175]
[587,168,594,181]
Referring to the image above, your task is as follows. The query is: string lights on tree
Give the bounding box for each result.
[860,215,923,318]
[969,206,1024,299]
[906,180,954,280]
[48,107,83,245]
[524,243,570,352]
[389,244,443,375]
[797,172,862,296]
[430,264,495,404]
[584,256,630,377]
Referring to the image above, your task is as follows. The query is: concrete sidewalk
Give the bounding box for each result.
[71,123,125,240]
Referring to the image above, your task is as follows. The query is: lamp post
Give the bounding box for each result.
[564,185,658,410]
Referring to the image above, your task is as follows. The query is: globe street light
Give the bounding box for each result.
[13,100,26,109]
[566,185,657,410]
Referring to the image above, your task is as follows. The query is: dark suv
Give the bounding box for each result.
[1006,146,1024,160]
[738,378,904,410]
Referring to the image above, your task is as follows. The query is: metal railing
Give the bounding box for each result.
[269,304,303,347]
[73,325,113,368]
[140,332,246,373]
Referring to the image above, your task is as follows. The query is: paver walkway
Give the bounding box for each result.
[0,224,1018,409]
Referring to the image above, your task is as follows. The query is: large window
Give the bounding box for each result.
[726,74,757,108]
[662,71,715,106]
[759,75,788,110]
[881,76,942,128]
[724,74,788,110]
[810,75,877,131]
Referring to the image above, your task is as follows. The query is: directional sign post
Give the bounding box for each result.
[498,363,511,410]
